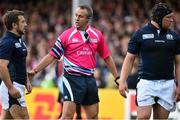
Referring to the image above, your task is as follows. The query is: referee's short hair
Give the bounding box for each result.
[78,5,93,19]
[2,9,24,30]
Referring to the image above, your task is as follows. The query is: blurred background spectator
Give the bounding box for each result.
[0,0,179,89]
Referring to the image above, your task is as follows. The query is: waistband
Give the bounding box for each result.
[64,72,94,77]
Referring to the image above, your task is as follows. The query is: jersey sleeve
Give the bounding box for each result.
[50,32,67,59]
[97,33,110,59]
[0,39,14,60]
[127,30,141,54]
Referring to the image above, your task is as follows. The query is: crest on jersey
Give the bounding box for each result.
[166,34,173,40]
[15,43,22,48]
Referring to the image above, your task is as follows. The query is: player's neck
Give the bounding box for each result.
[10,29,21,37]
[151,20,160,29]
[77,24,89,31]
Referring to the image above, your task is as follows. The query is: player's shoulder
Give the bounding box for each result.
[0,37,14,50]
[168,29,179,37]
[63,26,76,34]
[133,23,152,36]
[139,23,151,32]
[88,26,103,36]
[58,26,76,39]
[0,34,13,45]
[131,28,143,38]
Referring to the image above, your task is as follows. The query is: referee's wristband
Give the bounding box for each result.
[114,76,120,86]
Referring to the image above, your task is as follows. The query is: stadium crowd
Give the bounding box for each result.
[0,0,179,88]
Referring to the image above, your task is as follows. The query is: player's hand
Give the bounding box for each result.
[25,81,32,95]
[119,80,129,98]
[8,86,21,99]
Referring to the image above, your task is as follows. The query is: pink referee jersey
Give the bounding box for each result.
[50,25,110,76]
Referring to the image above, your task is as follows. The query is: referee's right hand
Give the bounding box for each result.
[27,70,36,81]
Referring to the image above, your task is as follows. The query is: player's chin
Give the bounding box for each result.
[75,24,80,28]
[76,26,82,30]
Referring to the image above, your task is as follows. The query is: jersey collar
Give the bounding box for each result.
[6,31,21,39]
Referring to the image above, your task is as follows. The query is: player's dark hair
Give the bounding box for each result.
[0,18,4,37]
[2,9,24,30]
[151,2,172,29]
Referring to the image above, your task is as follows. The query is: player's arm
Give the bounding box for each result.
[28,54,56,80]
[26,73,32,95]
[104,55,118,78]
[175,54,180,102]
[0,59,21,98]
[119,52,136,98]
[0,59,13,89]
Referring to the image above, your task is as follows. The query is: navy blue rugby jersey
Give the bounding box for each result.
[0,32,27,85]
[128,23,180,80]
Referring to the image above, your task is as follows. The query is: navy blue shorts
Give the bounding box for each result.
[62,73,99,105]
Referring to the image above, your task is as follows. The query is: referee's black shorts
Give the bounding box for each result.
[63,73,99,105]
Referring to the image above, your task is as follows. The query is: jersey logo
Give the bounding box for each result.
[154,40,165,43]
[72,38,79,42]
[89,38,98,43]
[15,43,22,48]
[142,34,154,39]
[166,34,173,40]
[64,95,68,99]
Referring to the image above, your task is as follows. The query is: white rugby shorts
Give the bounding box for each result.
[0,81,27,110]
[136,79,176,112]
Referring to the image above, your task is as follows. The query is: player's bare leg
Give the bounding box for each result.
[10,104,29,119]
[137,105,152,119]
[60,101,76,119]
[153,104,169,119]
[0,110,13,119]
[83,103,98,119]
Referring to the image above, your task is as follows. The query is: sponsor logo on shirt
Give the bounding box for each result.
[89,38,98,43]
[72,38,79,42]
[77,51,93,56]
[15,43,22,48]
[77,47,93,56]
[154,40,165,43]
[142,34,154,39]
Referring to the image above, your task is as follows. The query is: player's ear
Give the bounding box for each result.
[12,22,17,28]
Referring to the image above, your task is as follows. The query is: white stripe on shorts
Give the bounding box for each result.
[62,76,74,101]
